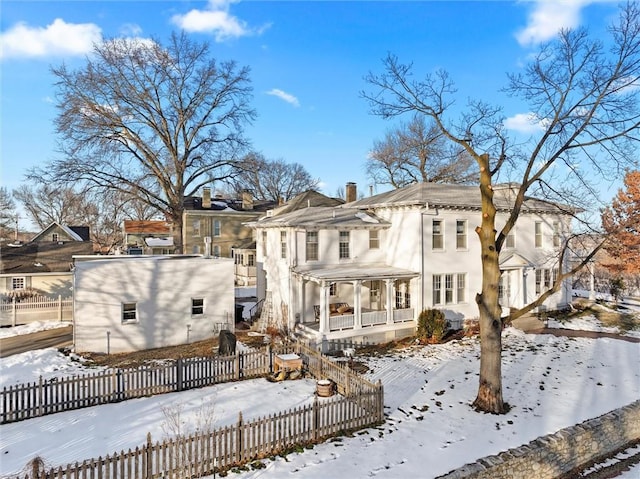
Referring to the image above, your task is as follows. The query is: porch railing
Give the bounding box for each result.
[362,310,387,327]
[329,314,354,331]
[393,307,414,322]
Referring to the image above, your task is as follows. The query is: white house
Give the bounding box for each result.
[73,255,235,353]
[250,182,573,348]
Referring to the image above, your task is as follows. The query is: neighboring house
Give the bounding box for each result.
[250,182,573,348]
[123,220,175,255]
[73,255,235,353]
[0,222,94,298]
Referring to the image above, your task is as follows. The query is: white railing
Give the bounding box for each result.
[393,308,414,322]
[362,310,387,327]
[0,295,73,326]
[329,314,355,331]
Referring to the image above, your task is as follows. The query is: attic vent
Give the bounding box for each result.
[266,210,273,217]
[58,241,64,245]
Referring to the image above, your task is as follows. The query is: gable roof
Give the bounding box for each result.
[347,182,574,214]
[1,241,95,274]
[268,190,344,216]
[124,220,172,235]
[30,222,87,242]
[252,206,388,229]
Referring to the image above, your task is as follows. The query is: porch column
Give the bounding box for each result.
[297,277,306,324]
[319,281,330,334]
[353,280,362,329]
[386,279,395,325]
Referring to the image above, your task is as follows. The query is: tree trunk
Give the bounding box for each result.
[168,208,184,254]
[472,154,507,414]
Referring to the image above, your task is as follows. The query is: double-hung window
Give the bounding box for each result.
[432,220,444,250]
[213,220,221,237]
[535,222,543,248]
[552,221,561,247]
[339,231,350,259]
[433,273,466,305]
[433,275,442,305]
[280,231,287,259]
[122,302,138,324]
[193,219,201,237]
[506,229,516,248]
[306,231,318,261]
[192,298,204,316]
[369,230,379,249]
[456,220,467,249]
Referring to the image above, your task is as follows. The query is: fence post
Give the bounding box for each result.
[38,376,43,417]
[235,351,241,380]
[146,432,153,479]
[12,297,16,327]
[58,295,63,322]
[176,357,183,392]
[236,412,243,463]
[312,396,319,442]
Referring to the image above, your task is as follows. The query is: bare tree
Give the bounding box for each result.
[368,114,475,188]
[29,32,255,253]
[229,152,321,202]
[0,187,17,240]
[362,3,640,413]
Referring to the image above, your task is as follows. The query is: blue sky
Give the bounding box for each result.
[0,0,624,209]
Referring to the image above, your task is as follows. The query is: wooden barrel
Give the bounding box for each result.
[316,379,334,397]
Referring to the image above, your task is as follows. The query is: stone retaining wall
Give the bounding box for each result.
[437,400,640,479]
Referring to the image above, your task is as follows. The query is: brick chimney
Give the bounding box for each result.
[346,182,357,203]
[203,187,211,209]
[242,190,254,210]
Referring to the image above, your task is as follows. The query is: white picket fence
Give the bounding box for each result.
[0,295,73,326]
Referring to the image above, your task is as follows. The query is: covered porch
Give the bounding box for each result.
[292,264,419,340]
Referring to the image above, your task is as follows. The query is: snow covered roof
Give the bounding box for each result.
[293,263,419,282]
[144,237,174,247]
[251,207,389,229]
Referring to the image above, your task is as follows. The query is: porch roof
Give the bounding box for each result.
[293,263,419,283]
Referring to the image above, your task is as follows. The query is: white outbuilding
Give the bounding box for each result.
[73,255,235,353]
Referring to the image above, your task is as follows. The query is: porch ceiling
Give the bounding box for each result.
[293,263,419,283]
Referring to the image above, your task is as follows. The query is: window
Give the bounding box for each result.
[280,231,287,259]
[369,230,379,249]
[52,233,59,242]
[535,268,554,295]
[456,220,467,249]
[499,272,511,302]
[329,283,337,296]
[433,273,466,305]
[213,220,221,237]
[306,231,318,261]
[193,219,201,237]
[247,254,255,266]
[192,245,200,254]
[433,275,442,305]
[339,231,350,259]
[122,302,137,324]
[432,220,443,250]
[457,274,466,303]
[553,221,561,247]
[192,298,204,315]
[11,277,25,290]
[213,245,221,257]
[445,274,454,304]
[506,229,516,249]
[395,280,411,308]
[262,231,267,256]
[535,222,543,248]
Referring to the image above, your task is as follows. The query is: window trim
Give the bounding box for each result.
[122,302,138,324]
[339,231,350,259]
[191,298,204,316]
[432,219,444,250]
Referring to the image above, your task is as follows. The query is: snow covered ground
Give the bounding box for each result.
[1,313,639,478]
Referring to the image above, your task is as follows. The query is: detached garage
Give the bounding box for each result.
[73,255,234,353]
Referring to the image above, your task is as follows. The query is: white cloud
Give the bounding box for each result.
[515,0,592,46]
[172,0,266,42]
[0,18,101,60]
[266,89,300,107]
[503,112,547,133]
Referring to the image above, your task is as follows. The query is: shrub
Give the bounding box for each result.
[417,309,448,343]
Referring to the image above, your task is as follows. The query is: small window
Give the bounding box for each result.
[193,219,201,237]
[553,221,561,247]
[506,229,516,249]
[122,302,137,324]
[52,233,59,242]
[329,283,337,296]
[248,254,254,266]
[192,298,204,315]
[456,220,467,249]
[369,230,379,249]
[535,222,543,248]
[280,231,287,259]
[339,231,350,259]
[213,245,221,257]
[12,277,25,290]
[214,220,221,237]
[432,220,444,250]
[306,231,318,261]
